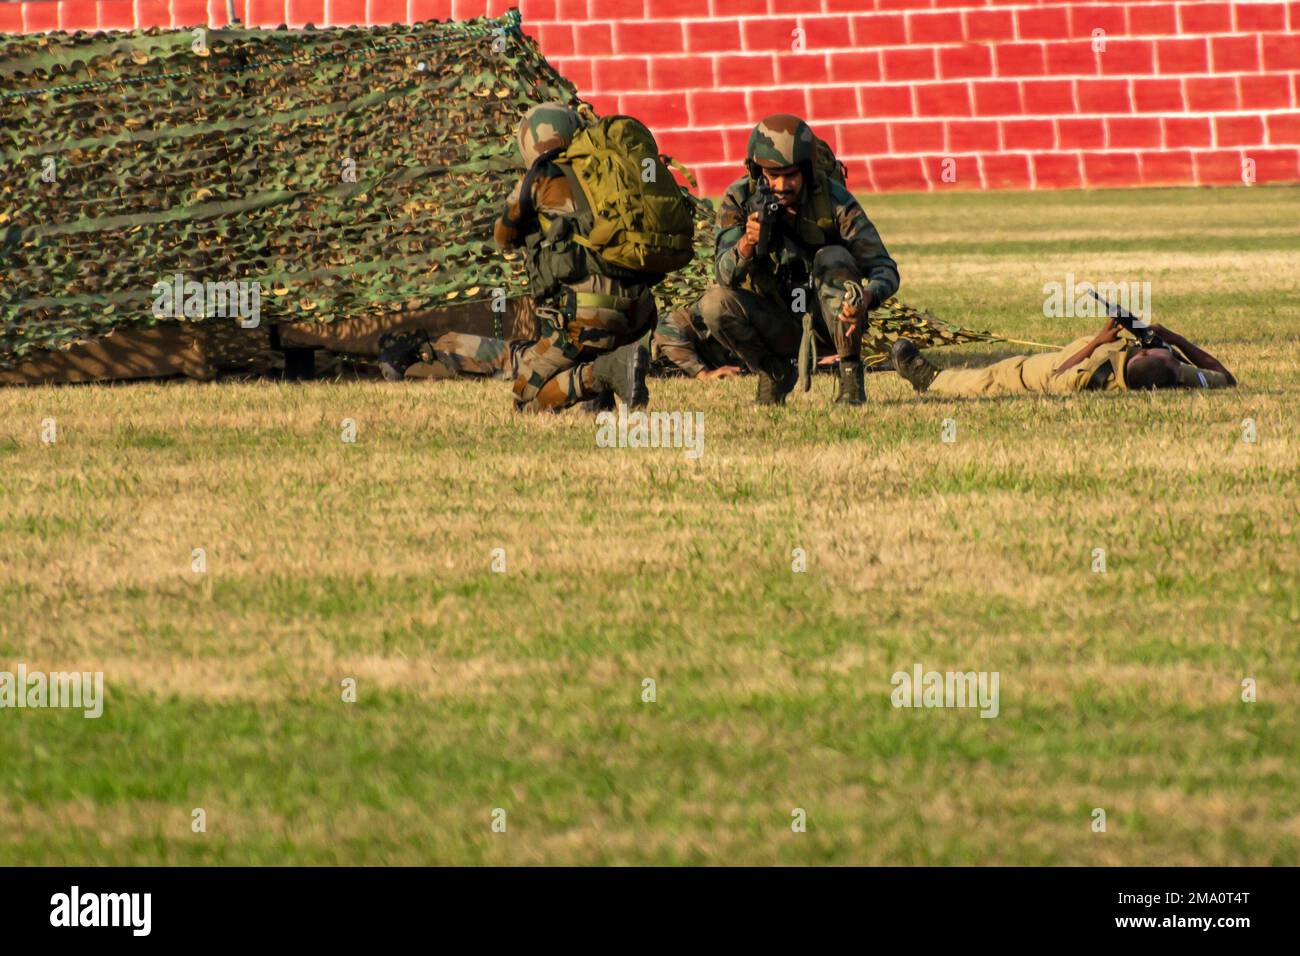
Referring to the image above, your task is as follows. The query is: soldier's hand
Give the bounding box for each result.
[697,365,742,381]
[737,213,763,259]
[838,282,869,338]
[1097,317,1121,342]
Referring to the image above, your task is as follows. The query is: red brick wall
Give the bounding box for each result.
[5,0,1299,193]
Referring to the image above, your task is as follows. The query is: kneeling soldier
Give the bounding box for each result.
[700,114,900,405]
[495,104,693,412]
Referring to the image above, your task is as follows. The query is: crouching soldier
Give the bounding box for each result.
[496,104,695,412]
[890,318,1236,396]
[699,114,900,405]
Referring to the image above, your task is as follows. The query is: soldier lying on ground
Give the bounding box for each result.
[890,318,1236,396]
[386,326,736,390]
[378,330,528,382]
[652,303,743,380]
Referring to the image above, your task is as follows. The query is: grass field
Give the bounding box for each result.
[1,186,1297,865]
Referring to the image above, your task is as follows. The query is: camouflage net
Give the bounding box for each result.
[0,8,986,373]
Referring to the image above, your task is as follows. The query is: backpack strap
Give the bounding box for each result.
[812,172,838,239]
[555,161,595,236]
[660,154,697,191]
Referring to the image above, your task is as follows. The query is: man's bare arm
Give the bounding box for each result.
[1053,319,1121,378]
[1152,325,1237,386]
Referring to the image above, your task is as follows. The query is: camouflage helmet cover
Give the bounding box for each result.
[517,102,582,166]
[746,114,815,171]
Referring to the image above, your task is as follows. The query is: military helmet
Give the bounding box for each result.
[516,103,582,166]
[746,114,816,173]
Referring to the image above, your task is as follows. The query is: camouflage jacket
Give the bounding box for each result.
[714,174,900,305]
[494,164,586,304]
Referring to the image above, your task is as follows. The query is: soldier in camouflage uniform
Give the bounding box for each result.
[398,331,530,381]
[496,104,653,412]
[652,303,743,380]
[701,114,900,405]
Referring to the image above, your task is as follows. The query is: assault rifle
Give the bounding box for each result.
[751,178,782,258]
[1086,287,1167,351]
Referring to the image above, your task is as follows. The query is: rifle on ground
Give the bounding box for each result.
[1086,287,1166,350]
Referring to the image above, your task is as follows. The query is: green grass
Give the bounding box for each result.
[1,185,1297,865]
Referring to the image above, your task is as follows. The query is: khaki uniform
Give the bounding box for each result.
[929,336,1133,397]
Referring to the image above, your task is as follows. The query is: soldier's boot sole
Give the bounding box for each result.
[890,338,939,393]
[593,344,650,409]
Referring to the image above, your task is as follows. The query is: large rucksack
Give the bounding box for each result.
[548,116,696,278]
[812,134,848,188]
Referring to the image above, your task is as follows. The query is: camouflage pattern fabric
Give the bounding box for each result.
[495,115,659,412]
[651,303,742,377]
[516,102,581,166]
[714,174,900,308]
[0,14,990,375]
[510,286,656,411]
[422,330,524,379]
[746,114,816,171]
[0,11,573,369]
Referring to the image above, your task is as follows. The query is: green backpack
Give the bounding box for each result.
[813,134,849,188]
[553,116,696,278]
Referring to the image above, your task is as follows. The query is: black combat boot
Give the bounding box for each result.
[592,343,649,408]
[890,338,939,393]
[755,356,797,405]
[579,390,617,414]
[834,359,867,405]
[377,329,429,381]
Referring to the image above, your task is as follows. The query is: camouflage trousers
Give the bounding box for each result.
[511,281,657,412]
[699,246,864,372]
[411,332,528,380]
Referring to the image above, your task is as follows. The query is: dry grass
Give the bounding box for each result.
[0,185,1297,865]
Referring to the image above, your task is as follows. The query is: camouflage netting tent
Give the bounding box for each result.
[0,8,985,385]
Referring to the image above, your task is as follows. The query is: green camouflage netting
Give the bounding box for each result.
[0,8,986,372]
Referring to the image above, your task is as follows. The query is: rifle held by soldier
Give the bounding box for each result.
[1086,287,1166,351]
[751,178,781,258]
